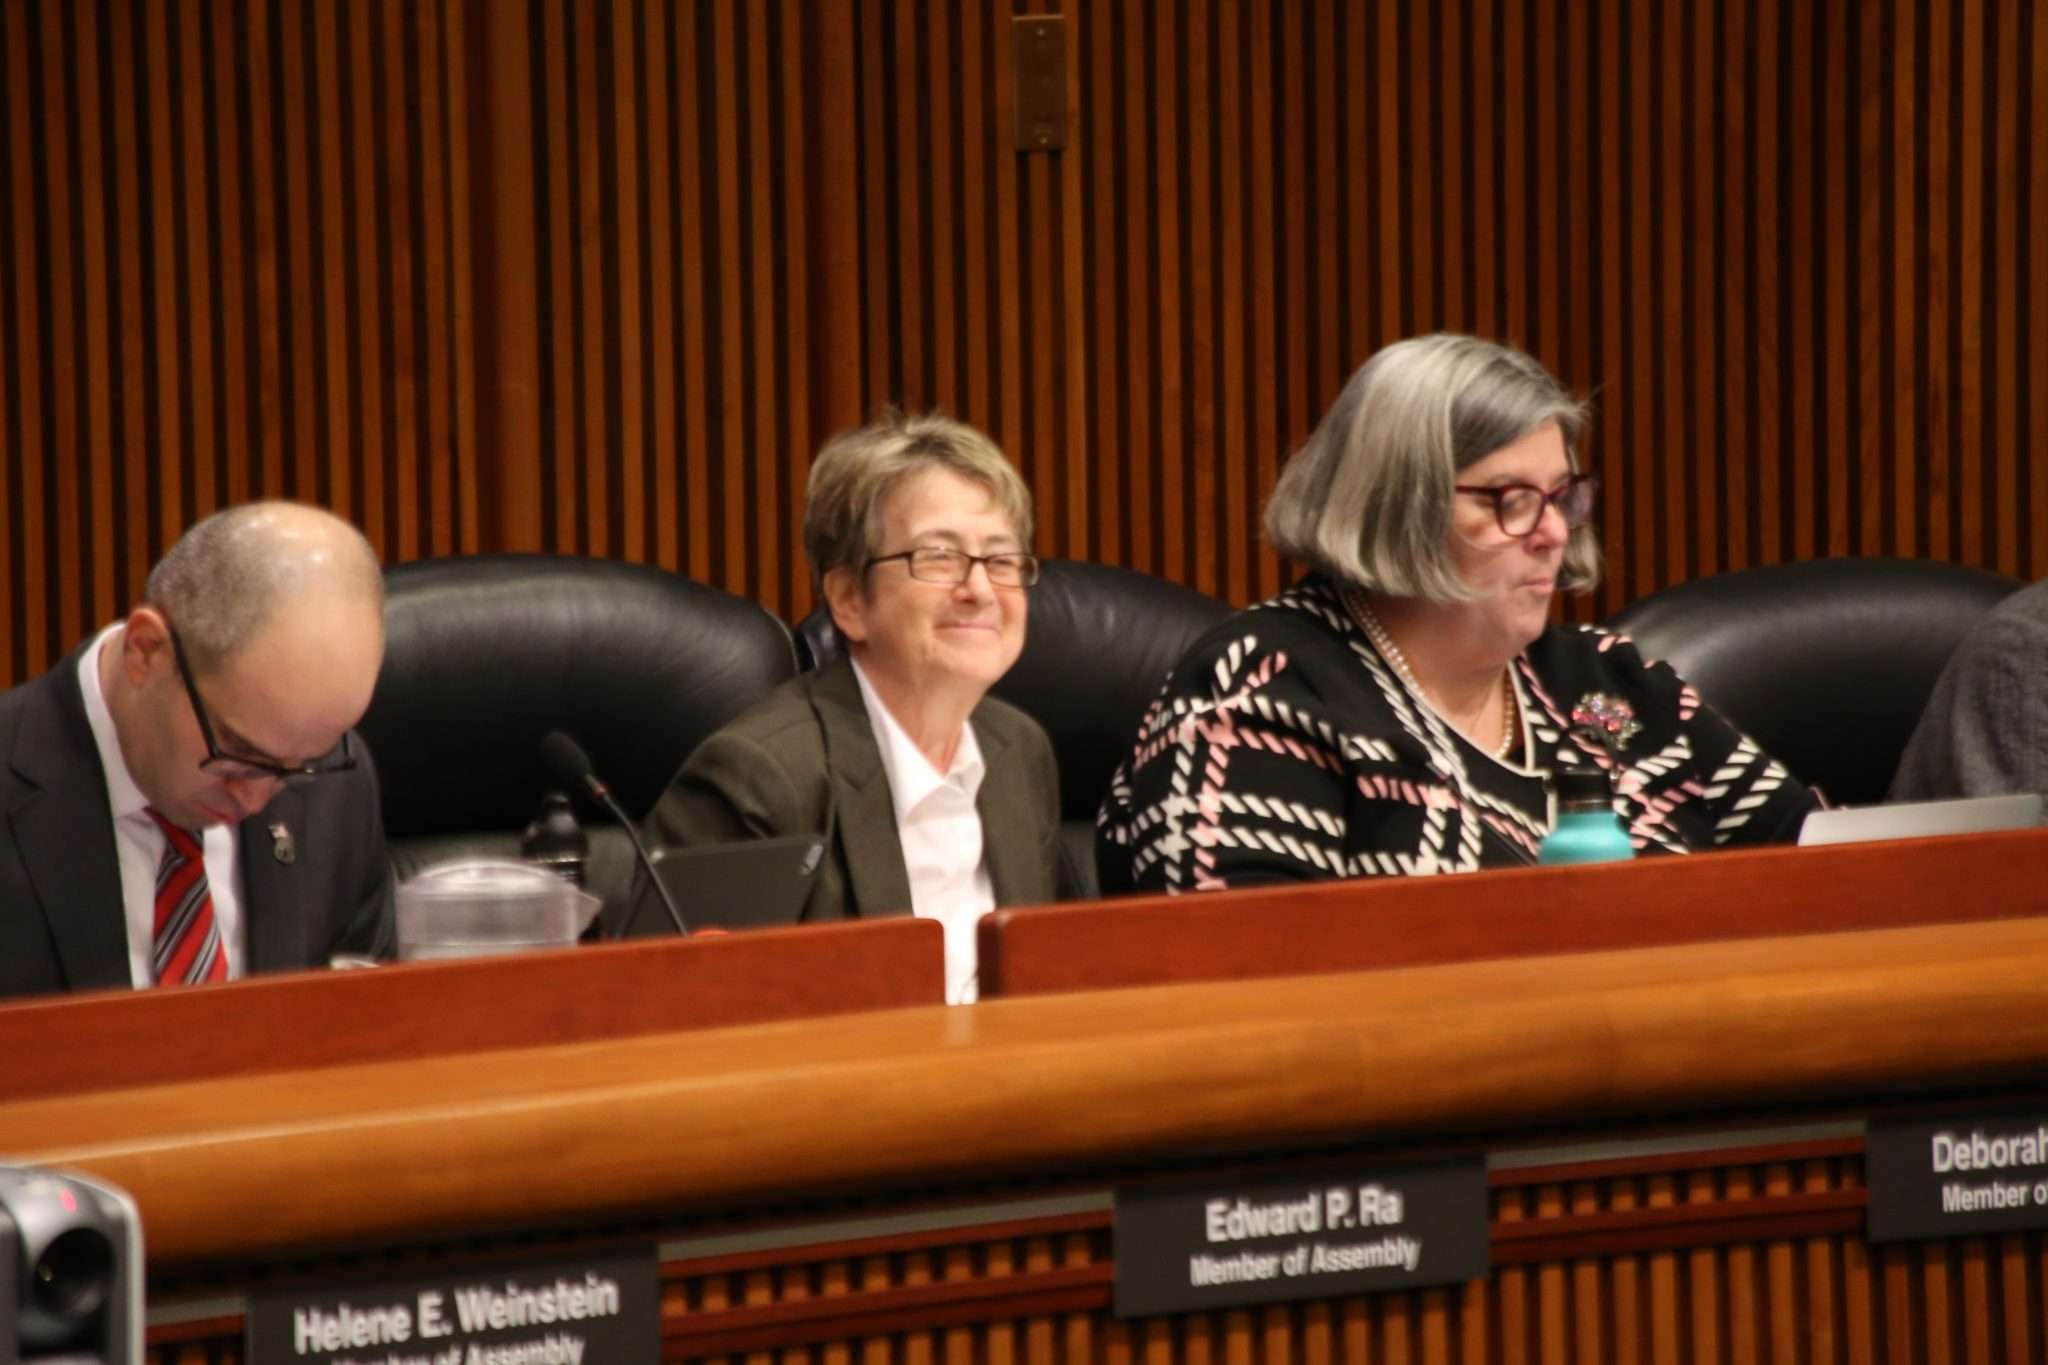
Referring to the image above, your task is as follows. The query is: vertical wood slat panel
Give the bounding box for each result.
[6,0,2048,673]
[1025,3,1061,561]
[2032,0,2048,575]
[276,0,315,505]
[640,0,676,572]
[514,0,849,612]
[1082,0,1117,571]
[989,1,1023,510]
[95,13,134,620]
[959,0,994,471]
[437,0,479,556]
[856,0,889,420]
[128,1156,2048,1364]
[0,0,17,671]
[813,1,861,443]
[891,0,925,429]
[45,0,82,643]
[537,0,575,550]
[1022,0,2046,617]
[76,0,112,624]
[1181,1,1214,599]
[1245,0,1280,603]
[1624,1,1658,601]
[381,0,415,558]
[709,0,746,590]
[1214,0,1248,606]
[4,0,47,676]
[571,0,608,559]
[1823,1,1853,563]
[1153,2,1183,586]
[778,0,811,623]
[673,0,712,583]
[213,0,252,518]
[1056,0,1088,575]
[1591,0,1626,625]
[0,0,474,688]
[1987,0,2019,580]
[1121,0,1155,576]
[746,1,781,611]
[1857,0,1889,565]
[612,0,644,567]
[244,0,283,509]
[312,0,351,516]
[352,0,387,546]
[1930,0,1958,567]
[1688,0,1721,580]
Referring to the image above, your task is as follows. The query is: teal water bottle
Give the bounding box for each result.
[1538,768,1635,865]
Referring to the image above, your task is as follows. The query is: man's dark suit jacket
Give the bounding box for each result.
[644,656,1060,920]
[0,645,396,1001]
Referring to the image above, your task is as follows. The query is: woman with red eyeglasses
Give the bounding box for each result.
[1098,333,1818,892]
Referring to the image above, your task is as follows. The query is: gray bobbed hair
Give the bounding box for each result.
[1263,333,1602,602]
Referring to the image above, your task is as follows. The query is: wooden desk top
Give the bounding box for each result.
[6,910,2048,1266]
[981,826,2048,993]
[0,914,944,1101]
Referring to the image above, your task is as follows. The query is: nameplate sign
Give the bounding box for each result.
[247,1247,659,1365]
[1113,1157,1488,1318]
[1867,1114,2048,1242]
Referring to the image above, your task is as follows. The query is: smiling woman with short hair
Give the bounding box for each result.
[644,412,1059,1003]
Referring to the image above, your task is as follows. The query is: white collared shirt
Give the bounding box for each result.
[79,626,245,986]
[849,657,994,1005]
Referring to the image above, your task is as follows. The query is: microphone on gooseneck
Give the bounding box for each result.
[539,731,690,938]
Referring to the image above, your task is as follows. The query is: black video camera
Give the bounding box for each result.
[0,1168,140,1364]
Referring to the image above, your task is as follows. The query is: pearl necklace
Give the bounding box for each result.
[1344,588,1521,762]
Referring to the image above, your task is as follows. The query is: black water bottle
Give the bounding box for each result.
[522,790,589,887]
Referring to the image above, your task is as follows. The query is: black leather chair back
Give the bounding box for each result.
[798,559,1234,899]
[1605,557,2020,807]
[360,554,797,893]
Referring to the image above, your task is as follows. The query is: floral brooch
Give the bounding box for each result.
[1570,692,1642,757]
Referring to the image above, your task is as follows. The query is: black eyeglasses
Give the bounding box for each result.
[1454,473,1599,537]
[167,625,358,784]
[864,546,1042,588]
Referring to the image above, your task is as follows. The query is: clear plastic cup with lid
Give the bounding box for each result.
[394,857,602,962]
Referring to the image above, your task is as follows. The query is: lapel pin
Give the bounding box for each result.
[270,821,297,865]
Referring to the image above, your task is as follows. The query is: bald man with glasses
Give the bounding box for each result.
[0,502,394,1000]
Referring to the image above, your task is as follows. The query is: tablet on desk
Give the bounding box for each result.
[1795,792,2043,847]
[614,835,825,937]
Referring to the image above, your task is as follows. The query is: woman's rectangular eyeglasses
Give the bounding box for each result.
[1453,473,1599,537]
[862,547,1042,588]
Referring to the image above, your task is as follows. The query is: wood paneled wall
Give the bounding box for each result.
[4,0,2045,684]
[140,1151,2048,1363]
[0,0,479,685]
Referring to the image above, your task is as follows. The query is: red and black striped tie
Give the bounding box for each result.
[145,808,228,987]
